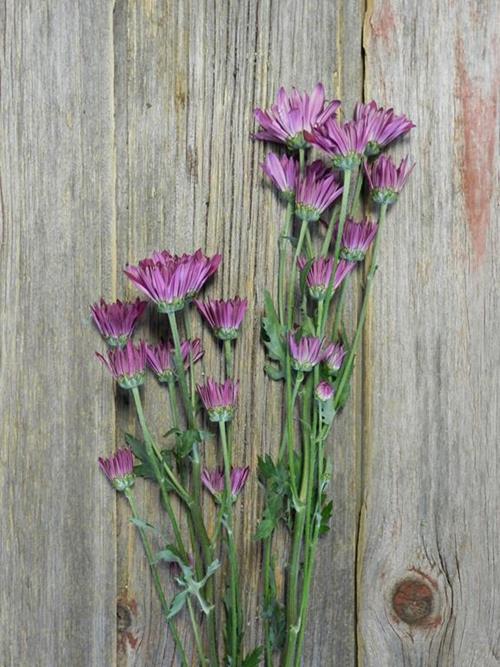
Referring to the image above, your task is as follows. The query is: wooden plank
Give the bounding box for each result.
[113,1,364,664]
[358,0,500,664]
[0,2,117,666]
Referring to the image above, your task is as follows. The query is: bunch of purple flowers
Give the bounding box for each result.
[92,251,253,666]
[255,83,413,666]
[92,82,413,667]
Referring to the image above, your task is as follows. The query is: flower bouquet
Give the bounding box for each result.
[92,83,413,666]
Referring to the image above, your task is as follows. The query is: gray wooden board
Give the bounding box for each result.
[1,0,498,665]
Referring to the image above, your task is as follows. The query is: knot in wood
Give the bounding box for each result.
[392,578,433,625]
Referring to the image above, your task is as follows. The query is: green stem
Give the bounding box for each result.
[331,276,349,342]
[284,372,303,496]
[320,204,340,256]
[187,598,208,666]
[263,535,274,667]
[284,507,306,667]
[183,308,197,412]
[335,203,387,408]
[287,220,309,329]
[220,420,240,666]
[279,201,294,325]
[350,166,364,219]
[320,169,352,333]
[299,148,305,174]
[168,311,195,428]
[124,489,189,667]
[224,339,234,379]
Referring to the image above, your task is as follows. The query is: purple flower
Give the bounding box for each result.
[90,298,147,347]
[287,333,325,372]
[315,381,335,402]
[197,378,239,422]
[354,101,415,156]
[201,466,250,501]
[261,153,299,201]
[297,256,355,298]
[96,340,147,389]
[339,218,378,261]
[295,161,343,222]
[125,249,221,313]
[98,448,135,491]
[146,338,203,383]
[195,297,248,340]
[365,155,414,204]
[305,117,372,170]
[323,342,346,373]
[254,83,340,150]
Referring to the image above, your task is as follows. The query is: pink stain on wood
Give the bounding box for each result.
[369,0,396,42]
[455,38,497,265]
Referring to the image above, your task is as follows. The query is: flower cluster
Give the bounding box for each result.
[201,466,250,501]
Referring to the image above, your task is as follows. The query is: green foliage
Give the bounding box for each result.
[242,646,264,667]
[254,455,290,540]
[263,558,286,651]
[262,290,286,373]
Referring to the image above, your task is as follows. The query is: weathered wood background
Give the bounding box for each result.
[0,0,498,665]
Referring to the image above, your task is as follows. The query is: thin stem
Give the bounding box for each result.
[335,203,387,408]
[220,420,240,666]
[168,311,195,428]
[263,535,274,667]
[350,166,364,219]
[331,276,349,342]
[320,169,352,333]
[187,598,208,666]
[279,201,294,324]
[299,148,305,174]
[224,339,234,379]
[284,372,303,495]
[183,308,197,413]
[287,220,309,329]
[124,489,189,667]
[320,203,340,256]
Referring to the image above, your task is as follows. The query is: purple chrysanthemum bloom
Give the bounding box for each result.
[297,256,333,300]
[201,466,250,502]
[98,448,135,491]
[297,256,355,298]
[365,155,414,204]
[96,340,147,389]
[125,249,221,313]
[254,83,341,151]
[295,161,343,222]
[305,117,372,171]
[146,338,203,383]
[90,298,148,347]
[197,378,239,422]
[339,218,378,261]
[354,101,415,156]
[315,381,335,402]
[195,297,248,340]
[261,153,299,202]
[287,333,325,372]
[323,342,346,374]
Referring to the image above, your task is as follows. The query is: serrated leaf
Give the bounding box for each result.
[262,290,285,363]
[254,517,276,541]
[242,646,263,667]
[318,398,336,426]
[130,516,157,532]
[167,590,188,619]
[125,432,148,461]
[153,547,181,565]
[133,461,156,480]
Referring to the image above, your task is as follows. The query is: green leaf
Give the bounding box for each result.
[264,363,284,381]
[130,516,157,532]
[125,432,148,461]
[319,498,333,536]
[318,398,336,426]
[133,461,156,480]
[298,258,314,294]
[254,517,275,541]
[153,548,181,565]
[242,646,263,667]
[262,290,285,363]
[167,590,188,619]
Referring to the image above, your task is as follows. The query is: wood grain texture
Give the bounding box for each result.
[112,2,364,665]
[1,0,498,665]
[0,1,117,666]
[358,0,500,665]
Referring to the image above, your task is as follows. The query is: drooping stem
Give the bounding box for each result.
[124,488,189,667]
[335,203,387,408]
[219,420,241,666]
